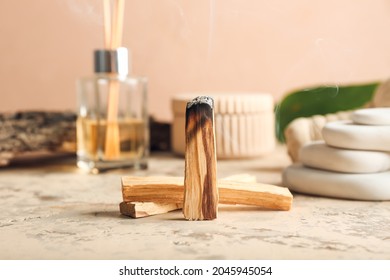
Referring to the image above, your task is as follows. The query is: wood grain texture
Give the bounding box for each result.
[122,176,184,203]
[122,176,293,211]
[184,96,218,220]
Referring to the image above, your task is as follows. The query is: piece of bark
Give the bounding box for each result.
[0,111,76,153]
[183,96,218,220]
[120,174,257,218]
[121,176,293,211]
[0,111,77,166]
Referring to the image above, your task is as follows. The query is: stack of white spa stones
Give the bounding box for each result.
[283,108,390,200]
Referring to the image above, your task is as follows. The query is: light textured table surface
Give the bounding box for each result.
[1,146,389,260]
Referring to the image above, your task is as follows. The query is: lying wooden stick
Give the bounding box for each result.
[119,202,182,218]
[120,174,257,218]
[121,176,293,211]
[183,96,218,220]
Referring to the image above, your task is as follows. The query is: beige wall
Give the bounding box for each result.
[1,0,390,121]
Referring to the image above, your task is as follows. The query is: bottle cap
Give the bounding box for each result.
[94,47,129,76]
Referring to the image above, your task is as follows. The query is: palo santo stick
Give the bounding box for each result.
[213,180,292,210]
[120,174,256,218]
[184,96,218,220]
[123,176,184,202]
[119,202,182,218]
[121,176,293,211]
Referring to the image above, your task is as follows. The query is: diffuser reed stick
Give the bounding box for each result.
[103,0,111,48]
[111,0,125,49]
[103,0,125,159]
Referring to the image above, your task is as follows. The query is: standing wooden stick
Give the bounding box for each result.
[183,96,218,220]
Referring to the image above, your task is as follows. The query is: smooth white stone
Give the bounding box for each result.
[322,120,390,152]
[300,141,390,173]
[283,164,390,200]
[352,108,390,125]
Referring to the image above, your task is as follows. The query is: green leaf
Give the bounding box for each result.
[275,82,380,142]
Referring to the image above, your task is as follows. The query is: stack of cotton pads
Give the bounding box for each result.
[283,108,390,200]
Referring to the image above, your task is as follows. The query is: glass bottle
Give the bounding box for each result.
[76,47,148,173]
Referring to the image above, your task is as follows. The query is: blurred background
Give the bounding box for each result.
[1,0,390,121]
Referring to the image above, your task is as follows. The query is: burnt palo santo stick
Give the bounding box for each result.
[184,96,218,220]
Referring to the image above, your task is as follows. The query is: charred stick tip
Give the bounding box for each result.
[186,96,214,110]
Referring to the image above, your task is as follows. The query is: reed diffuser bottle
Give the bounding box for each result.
[76,0,148,173]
